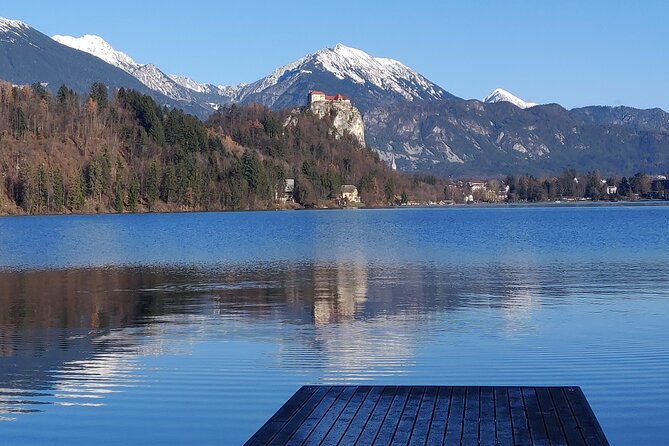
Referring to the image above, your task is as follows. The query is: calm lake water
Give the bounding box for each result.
[1,206,668,445]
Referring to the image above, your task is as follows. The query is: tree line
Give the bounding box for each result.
[505,169,661,202]
[0,81,445,215]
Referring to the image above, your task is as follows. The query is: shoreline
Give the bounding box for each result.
[1,199,668,219]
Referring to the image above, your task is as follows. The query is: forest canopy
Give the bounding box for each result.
[0,81,442,214]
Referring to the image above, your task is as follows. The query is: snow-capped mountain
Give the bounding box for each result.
[52,34,135,72]
[52,34,199,103]
[0,15,195,112]
[0,17,30,36]
[169,74,244,99]
[483,88,538,109]
[49,36,457,114]
[235,43,457,111]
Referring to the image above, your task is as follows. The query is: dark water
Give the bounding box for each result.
[1,206,668,445]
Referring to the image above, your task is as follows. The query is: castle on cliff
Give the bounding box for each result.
[307,90,351,106]
[305,89,365,147]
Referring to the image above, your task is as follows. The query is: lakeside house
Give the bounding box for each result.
[341,185,360,203]
[466,181,486,192]
[651,178,669,199]
[276,179,295,202]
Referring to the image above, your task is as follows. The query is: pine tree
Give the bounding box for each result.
[114,182,124,213]
[89,83,108,109]
[128,176,140,212]
[51,168,65,212]
[146,161,160,209]
[68,169,86,211]
[12,107,27,138]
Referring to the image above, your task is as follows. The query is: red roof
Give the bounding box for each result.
[310,91,348,101]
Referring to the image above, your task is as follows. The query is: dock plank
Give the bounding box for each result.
[373,386,411,445]
[444,386,466,445]
[320,386,372,446]
[286,386,344,445]
[564,387,609,446]
[244,386,318,446]
[246,385,608,446]
[425,386,452,446]
[535,387,568,446]
[509,387,533,446]
[522,387,550,446]
[267,385,332,446]
[391,386,425,445]
[494,386,514,446]
[479,386,496,446]
[461,386,480,446]
[550,387,586,446]
[302,386,356,445]
[408,386,438,446]
[350,386,394,445]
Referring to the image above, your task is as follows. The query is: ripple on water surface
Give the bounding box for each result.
[0,206,668,445]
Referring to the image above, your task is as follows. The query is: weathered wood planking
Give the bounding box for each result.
[244,386,609,446]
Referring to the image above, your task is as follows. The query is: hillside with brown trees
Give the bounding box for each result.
[0,81,446,215]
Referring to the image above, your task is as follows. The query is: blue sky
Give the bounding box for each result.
[3,0,669,110]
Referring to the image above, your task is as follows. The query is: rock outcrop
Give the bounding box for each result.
[309,99,365,147]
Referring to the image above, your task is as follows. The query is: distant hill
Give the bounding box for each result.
[365,100,669,176]
[570,105,669,133]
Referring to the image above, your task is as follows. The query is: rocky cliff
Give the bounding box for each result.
[309,100,366,147]
[364,100,669,176]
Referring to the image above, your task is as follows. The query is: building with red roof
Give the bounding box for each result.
[308,90,351,106]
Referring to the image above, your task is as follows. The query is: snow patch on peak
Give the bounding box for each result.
[483,88,538,109]
[53,34,139,72]
[53,34,198,102]
[234,43,447,107]
[169,75,208,93]
[317,44,444,100]
[0,16,29,32]
[169,74,244,99]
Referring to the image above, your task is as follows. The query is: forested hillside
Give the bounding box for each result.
[0,81,444,215]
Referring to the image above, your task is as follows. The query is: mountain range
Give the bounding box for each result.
[2,16,669,176]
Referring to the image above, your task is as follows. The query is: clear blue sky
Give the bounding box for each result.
[3,0,669,110]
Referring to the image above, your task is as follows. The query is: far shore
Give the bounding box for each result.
[2,198,668,219]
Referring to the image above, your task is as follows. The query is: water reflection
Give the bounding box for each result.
[1,258,668,436]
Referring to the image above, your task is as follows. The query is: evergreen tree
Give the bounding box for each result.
[128,176,140,212]
[51,168,65,212]
[68,169,86,211]
[12,107,27,138]
[37,166,49,213]
[114,182,125,213]
[146,162,160,208]
[89,83,108,109]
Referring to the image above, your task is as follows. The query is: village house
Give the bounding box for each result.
[340,185,360,203]
[308,90,351,106]
[606,185,618,195]
[466,181,486,192]
[275,179,295,202]
[651,178,669,199]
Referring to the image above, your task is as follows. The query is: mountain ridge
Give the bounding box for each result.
[2,15,669,177]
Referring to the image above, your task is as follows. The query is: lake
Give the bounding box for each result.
[1,206,668,445]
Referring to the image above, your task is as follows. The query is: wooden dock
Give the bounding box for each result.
[244,386,609,446]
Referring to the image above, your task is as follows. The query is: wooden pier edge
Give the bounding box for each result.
[245,385,610,446]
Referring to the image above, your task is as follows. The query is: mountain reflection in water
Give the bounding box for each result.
[1,207,668,444]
